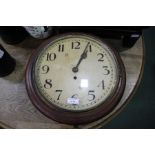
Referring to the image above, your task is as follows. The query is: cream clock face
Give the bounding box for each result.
[34,34,119,111]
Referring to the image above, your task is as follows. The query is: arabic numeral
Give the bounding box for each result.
[103,66,110,75]
[58,44,64,52]
[44,79,52,89]
[46,53,56,61]
[55,90,63,100]
[88,90,95,101]
[72,42,80,49]
[41,65,49,74]
[97,53,104,62]
[98,80,105,90]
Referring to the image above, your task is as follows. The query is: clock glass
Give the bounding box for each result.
[26,33,125,124]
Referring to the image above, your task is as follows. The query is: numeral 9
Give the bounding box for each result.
[41,65,49,74]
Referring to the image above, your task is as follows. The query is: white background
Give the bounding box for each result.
[0,0,154,25]
[1,130,155,155]
[0,0,155,155]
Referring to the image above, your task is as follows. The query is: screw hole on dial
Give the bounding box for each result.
[73,76,77,80]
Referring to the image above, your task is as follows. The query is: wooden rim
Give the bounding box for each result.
[25,33,126,124]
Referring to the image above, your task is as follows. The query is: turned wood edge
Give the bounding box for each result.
[91,36,145,129]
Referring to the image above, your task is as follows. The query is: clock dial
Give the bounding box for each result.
[26,33,126,124]
[34,36,118,111]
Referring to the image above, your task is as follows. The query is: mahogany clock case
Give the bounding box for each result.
[25,33,126,125]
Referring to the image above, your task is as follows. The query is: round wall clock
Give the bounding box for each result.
[25,33,126,124]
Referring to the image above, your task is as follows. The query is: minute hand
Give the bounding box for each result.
[72,42,90,73]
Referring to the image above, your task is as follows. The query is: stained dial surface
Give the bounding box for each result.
[34,35,119,111]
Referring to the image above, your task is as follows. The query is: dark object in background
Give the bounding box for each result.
[103,27,155,129]
[0,26,28,44]
[0,44,16,77]
[0,26,147,47]
[56,26,146,48]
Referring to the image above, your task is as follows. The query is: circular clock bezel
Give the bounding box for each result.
[25,33,126,124]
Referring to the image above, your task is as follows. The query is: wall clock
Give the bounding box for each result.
[25,33,126,124]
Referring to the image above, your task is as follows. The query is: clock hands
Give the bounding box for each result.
[72,42,90,73]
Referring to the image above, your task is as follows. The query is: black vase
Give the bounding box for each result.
[0,44,16,77]
[0,26,28,44]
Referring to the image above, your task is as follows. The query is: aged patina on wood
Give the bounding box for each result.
[0,36,144,128]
